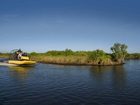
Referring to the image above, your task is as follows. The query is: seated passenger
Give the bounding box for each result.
[18,53,22,60]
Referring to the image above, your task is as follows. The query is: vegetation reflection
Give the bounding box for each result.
[9,66,33,79]
[89,65,126,89]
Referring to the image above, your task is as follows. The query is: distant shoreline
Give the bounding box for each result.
[38,61,124,66]
[29,50,139,66]
[0,47,140,66]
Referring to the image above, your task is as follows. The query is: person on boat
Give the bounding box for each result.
[17,52,22,60]
[16,49,23,60]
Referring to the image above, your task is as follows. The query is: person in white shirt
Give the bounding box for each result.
[18,53,22,60]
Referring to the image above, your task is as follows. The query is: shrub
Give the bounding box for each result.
[88,50,111,64]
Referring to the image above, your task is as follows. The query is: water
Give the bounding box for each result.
[0,60,140,105]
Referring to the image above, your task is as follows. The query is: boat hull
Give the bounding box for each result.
[8,60,36,66]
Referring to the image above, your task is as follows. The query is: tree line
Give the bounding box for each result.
[30,43,128,64]
[0,43,139,65]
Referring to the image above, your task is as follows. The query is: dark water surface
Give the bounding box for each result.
[0,60,140,105]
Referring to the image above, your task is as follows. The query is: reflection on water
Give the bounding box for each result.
[8,66,33,79]
[90,65,126,89]
[90,66,112,77]
[0,61,140,105]
[112,66,126,89]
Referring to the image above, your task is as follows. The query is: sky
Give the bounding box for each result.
[0,0,140,53]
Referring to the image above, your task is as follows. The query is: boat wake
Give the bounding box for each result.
[0,58,16,66]
[0,62,16,66]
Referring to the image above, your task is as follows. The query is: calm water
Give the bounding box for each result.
[0,60,140,105]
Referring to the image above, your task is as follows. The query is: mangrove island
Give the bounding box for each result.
[0,43,140,66]
[30,43,128,66]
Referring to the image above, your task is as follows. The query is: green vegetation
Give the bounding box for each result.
[0,43,139,66]
[111,43,128,63]
[0,53,9,58]
[30,49,90,65]
[88,50,112,65]
[126,53,140,59]
[29,43,129,65]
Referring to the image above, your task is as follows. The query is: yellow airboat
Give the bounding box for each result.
[8,49,36,66]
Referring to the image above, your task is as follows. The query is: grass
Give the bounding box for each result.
[1,48,138,66]
[30,54,118,66]
[0,53,9,58]
[30,54,89,65]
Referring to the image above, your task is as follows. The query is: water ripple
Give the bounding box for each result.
[1,61,140,105]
